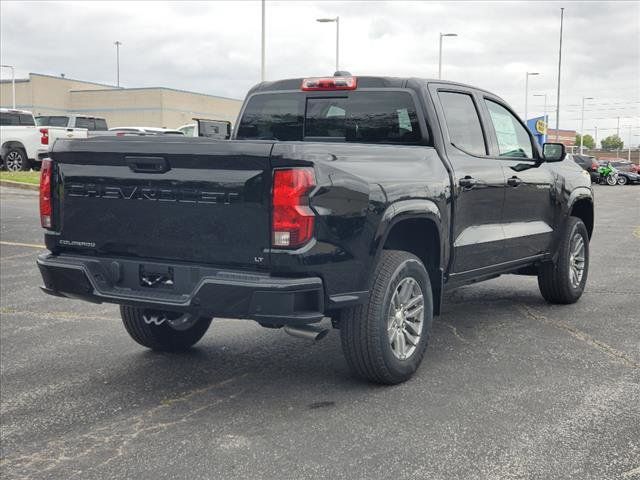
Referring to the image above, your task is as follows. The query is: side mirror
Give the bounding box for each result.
[543,142,566,162]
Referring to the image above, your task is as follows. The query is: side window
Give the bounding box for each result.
[76,117,96,131]
[0,112,20,125]
[438,91,486,156]
[19,114,35,126]
[485,100,533,158]
[94,119,108,131]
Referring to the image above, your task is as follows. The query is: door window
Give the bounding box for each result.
[485,100,533,158]
[438,91,487,156]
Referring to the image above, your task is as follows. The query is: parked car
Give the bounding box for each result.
[0,108,46,171]
[109,127,185,136]
[610,160,640,174]
[617,170,640,185]
[568,154,599,182]
[177,118,231,139]
[37,74,594,384]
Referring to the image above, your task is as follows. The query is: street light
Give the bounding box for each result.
[438,33,458,79]
[261,0,266,81]
[524,72,539,125]
[533,93,548,142]
[580,96,594,153]
[0,64,15,109]
[316,17,340,72]
[114,41,122,87]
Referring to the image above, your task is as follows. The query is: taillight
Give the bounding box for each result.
[301,76,357,91]
[40,128,49,146]
[40,158,53,229]
[272,168,316,248]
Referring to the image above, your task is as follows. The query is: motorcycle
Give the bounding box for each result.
[597,163,619,186]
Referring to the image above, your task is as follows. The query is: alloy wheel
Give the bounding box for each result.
[387,277,425,360]
[568,232,586,288]
[5,151,23,172]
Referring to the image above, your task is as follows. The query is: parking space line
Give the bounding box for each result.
[633,226,640,239]
[0,241,45,249]
[521,306,640,369]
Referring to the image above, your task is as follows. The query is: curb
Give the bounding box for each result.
[0,180,39,191]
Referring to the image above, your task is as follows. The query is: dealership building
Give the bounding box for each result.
[0,73,242,128]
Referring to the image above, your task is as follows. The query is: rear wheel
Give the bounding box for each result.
[538,217,589,304]
[120,306,212,351]
[340,250,433,384]
[4,148,29,172]
[617,175,628,185]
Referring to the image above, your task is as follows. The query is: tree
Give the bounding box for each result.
[575,134,595,149]
[601,134,624,151]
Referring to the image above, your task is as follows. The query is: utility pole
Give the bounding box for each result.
[594,126,598,147]
[616,116,620,137]
[261,0,266,81]
[114,41,122,87]
[0,64,16,108]
[580,97,593,154]
[554,7,564,141]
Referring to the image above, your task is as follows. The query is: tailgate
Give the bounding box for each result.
[52,137,274,269]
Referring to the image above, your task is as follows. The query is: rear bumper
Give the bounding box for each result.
[37,253,325,325]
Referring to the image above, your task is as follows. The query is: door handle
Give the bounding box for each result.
[507,176,523,187]
[126,156,170,174]
[459,176,478,188]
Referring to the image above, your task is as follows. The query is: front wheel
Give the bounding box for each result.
[606,175,618,186]
[617,175,628,185]
[120,306,212,351]
[538,217,589,304]
[340,250,433,384]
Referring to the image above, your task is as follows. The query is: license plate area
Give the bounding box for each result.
[139,264,174,289]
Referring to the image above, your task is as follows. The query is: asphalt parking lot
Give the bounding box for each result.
[1,184,639,480]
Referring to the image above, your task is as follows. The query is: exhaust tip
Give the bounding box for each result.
[283,324,330,342]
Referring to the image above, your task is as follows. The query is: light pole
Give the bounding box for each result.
[580,96,593,153]
[316,17,340,72]
[438,33,458,80]
[554,7,564,141]
[524,72,539,126]
[0,64,15,109]
[533,93,547,142]
[114,41,122,87]
[261,0,266,81]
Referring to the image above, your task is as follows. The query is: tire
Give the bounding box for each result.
[617,175,628,185]
[340,250,433,385]
[4,148,30,172]
[538,217,589,304]
[120,306,212,352]
[606,175,617,186]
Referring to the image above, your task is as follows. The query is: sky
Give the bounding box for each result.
[1,0,638,145]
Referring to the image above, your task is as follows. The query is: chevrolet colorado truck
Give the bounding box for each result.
[37,74,594,384]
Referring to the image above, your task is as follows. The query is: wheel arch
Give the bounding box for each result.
[568,191,594,239]
[1,140,27,158]
[374,200,444,314]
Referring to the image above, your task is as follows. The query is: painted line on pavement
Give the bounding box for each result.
[0,241,45,249]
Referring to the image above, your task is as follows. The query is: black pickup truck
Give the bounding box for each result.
[37,74,594,384]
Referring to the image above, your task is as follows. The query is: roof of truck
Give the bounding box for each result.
[248,75,497,97]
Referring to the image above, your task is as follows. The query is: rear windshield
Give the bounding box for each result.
[36,116,69,127]
[236,91,421,144]
[0,112,35,126]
